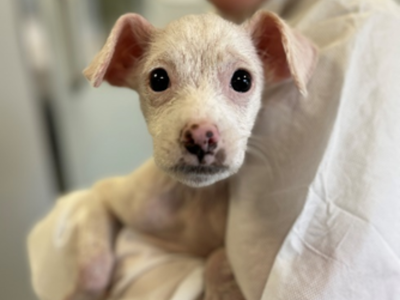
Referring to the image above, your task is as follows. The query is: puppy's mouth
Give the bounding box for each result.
[171,164,228,175]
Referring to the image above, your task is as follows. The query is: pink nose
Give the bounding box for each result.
[181,123,220,162]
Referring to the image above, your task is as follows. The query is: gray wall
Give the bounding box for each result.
[0,0,55,299]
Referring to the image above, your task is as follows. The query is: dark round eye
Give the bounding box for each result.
[231,69,252,93]
[150,68,170,92]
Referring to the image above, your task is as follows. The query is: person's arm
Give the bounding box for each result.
[208,0,267,23]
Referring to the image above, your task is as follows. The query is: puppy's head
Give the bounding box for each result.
[84,11,317,187]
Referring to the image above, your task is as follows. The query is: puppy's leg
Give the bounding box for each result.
[28,190,116,300]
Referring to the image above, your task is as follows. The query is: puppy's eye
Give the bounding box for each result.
[150,68,170,92]
[231,69,252,93]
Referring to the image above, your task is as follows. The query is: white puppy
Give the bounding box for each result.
[28,10,317,300]
[85,13,265,187]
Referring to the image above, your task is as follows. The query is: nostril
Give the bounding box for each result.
[184,132,194,144]
[181,123,220,162]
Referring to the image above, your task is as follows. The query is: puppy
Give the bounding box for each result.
[28,11,317,300]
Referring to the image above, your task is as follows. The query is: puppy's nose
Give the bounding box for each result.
[181,123,220,162]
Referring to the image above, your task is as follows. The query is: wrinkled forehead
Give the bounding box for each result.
[146,14,258,77]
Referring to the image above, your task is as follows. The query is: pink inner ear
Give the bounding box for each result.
[254,16,291,82]
[248,11,319,95]
[84,14,153,88]
[105,23,146,87]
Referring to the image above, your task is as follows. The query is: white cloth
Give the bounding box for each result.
[109,229,204,300]
[227,0,400,299]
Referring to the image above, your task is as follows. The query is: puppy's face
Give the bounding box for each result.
[84,11,318,187]
[133,15,263,186]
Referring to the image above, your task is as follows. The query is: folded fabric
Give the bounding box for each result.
[109,229,204,300]
[227,0,400,299]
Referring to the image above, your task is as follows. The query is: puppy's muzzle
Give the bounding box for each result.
[181,122,220,164]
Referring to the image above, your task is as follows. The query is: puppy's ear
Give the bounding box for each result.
[246,11,318,96]
[83,13,154,88]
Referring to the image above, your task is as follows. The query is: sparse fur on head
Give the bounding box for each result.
[84,11,317,187]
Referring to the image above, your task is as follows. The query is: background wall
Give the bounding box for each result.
[0,0,55,299]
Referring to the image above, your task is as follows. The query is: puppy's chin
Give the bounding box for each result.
[170,167,232,188]
[156,160,236,187]
[153,149,246,187]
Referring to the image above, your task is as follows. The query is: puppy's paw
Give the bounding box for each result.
[28,191,115,300]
